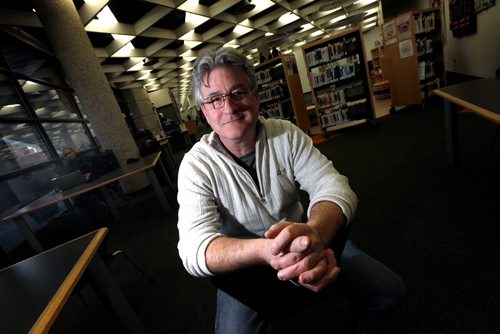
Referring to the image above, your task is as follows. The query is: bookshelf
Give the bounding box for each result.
[302,28,375,134]
[381,6,444,108]
[255,54,310,132]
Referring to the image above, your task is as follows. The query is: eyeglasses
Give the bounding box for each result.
[201,89,252,110]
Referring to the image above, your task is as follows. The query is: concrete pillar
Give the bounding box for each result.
[31,0,149,193]
[122,87,163,137]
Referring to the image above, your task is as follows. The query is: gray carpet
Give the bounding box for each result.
[50,103,500,333]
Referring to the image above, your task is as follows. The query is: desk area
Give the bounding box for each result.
[0,228,144,334]
[434,77,500,165]
[2,152,173,253]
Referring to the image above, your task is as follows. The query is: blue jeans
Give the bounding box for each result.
[214,240,406,334]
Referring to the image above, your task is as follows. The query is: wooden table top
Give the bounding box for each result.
[0,228,107,334]
[434,77,500,123]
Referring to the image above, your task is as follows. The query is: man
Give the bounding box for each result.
[177,47,406,333]
[62,147,95,181]
[61,147,101,207]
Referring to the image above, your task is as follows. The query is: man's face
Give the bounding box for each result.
[63,148,77,161]
[200,66,259,145]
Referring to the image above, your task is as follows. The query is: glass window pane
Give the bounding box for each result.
[42,122,93,155]
[1,30,60,83]
[19,80,78,118]
[0,73,29,118]
[0,163,63,253]
[0,123,51,174]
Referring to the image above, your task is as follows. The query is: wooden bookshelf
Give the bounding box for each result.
[255,54,310,132]
[302,27,375,134]
[381,6,445,108]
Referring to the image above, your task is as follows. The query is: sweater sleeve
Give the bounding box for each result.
[288,123,358,222]
[177,150,223,277]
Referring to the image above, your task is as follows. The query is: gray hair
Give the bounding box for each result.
[191,47,257,105]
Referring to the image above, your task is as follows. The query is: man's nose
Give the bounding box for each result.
[222,96,238,113]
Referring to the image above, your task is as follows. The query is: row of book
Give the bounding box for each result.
[316,81,365,109]
[416,37,434,56]
[305,36,358,67]
[414,11,437,34]
[256,68,274,84]
[256,65,285,85]
[309,55,361,89]
[418,60,437,80]
[319,98,367,128]
[260,102,284,119]
[321,107,350,127]
[259,84,286,103]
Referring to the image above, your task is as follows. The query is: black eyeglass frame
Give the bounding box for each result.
[201,88,253,110]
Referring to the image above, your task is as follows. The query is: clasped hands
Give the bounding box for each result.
[264,221,340,293]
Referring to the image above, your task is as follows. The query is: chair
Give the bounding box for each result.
[39,202,152,283]
[185,119,198,144]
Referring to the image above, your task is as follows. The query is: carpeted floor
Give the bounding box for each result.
[45,102,500,333]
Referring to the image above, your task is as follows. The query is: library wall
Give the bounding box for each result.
[148,88,172,107]
[443,0,499,78]
[363,28,383,61]
[293,46,312,94]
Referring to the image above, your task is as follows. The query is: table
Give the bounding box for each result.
[157,136,178,180]
[434,77,500,166]
[3,152,172,252]
[0,228,145,334]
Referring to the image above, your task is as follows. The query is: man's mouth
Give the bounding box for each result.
[222,115,244,124]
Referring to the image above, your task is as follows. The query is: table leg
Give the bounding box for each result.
[146,169,171,213]
[444,100,460,166]
[13,216,44,253]
[158,156,175,191]
[87,255,146,334]
[99,186,122,221]
[161,141,177,171]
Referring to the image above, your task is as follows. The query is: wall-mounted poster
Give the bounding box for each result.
[383,21,397,45]
[475,0,495,13]
[449,0,477,37]
[396,14,411,41]
[399,39,414,58]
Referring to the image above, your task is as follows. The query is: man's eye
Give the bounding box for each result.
[232,91,244,99]
[210,96,223,104]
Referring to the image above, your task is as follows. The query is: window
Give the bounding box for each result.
[42,122,92,154]
[20,80,79,119]
[0,73,29,118]
[0,28,97,252]
[0,122,51,174]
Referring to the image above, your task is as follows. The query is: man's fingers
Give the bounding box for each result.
[264,221,293,239]
[324,248,337,266]
[300,265,341,293]
[299,249,340,292]
[276,251,323,280]
[270,223,310,255]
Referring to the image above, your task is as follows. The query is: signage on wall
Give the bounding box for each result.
[449,0,477,37]
[475,0,495,12]
[382,21,397,45]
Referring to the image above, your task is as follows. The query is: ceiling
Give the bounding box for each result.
[0,0,383,107]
